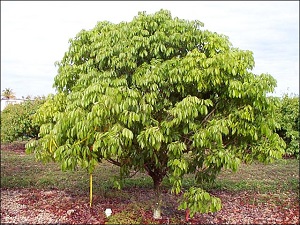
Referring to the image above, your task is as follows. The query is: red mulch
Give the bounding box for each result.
[1,187,299,224]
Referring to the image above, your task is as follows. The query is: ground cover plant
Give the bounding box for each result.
[1,142,299,224]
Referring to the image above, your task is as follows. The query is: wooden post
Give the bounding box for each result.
[89,173,93,207]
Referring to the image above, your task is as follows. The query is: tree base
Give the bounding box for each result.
[153,208,162,219]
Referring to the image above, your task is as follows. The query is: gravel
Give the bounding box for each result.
[1,189,68,224]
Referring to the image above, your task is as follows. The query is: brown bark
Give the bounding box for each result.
[145,164,166,219]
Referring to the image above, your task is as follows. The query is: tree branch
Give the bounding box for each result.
[200,101,219,126]
[106,158,121,167]
[127,169,141,178]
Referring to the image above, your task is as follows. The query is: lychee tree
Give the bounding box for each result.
[26,10,285,218]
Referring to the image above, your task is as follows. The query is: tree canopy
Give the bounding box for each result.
[26,10,285,217]
[1,97,45,143]
[276,94,299,158]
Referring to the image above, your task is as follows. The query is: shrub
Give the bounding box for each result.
[276,94,299,158]
[1,97,45,143]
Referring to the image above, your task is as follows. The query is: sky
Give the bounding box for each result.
[1,1,299,98]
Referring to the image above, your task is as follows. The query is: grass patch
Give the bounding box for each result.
[216,159,299,193]
[180,159,299,193]
[1,146,299,196]
[0,149,120,195]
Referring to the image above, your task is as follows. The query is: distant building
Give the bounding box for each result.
[1,99,25,111]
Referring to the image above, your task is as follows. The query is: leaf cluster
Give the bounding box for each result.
[275,94,299,158]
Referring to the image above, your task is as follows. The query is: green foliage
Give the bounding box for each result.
[26,10,285,217]
[1,97,45,143]
[106,209,143,225]
[178,187,221,217]
[275,94,299,158]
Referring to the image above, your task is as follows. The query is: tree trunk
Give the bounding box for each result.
[144,164,166,219]
[152,173,163,219]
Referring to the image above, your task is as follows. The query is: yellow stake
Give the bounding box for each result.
[90,173,93,208]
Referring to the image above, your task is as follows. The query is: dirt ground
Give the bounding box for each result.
[1,142,299,224]
[1,187,299,224]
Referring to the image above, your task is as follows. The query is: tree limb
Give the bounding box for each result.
[106,158,121,167]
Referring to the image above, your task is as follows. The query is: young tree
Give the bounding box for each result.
[1,88,16,99]
[26,10,285,218]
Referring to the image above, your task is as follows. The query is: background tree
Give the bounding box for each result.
[1,88,16,99]
[275,94,299,159]
[26,10,285,218]
[1,97,46,143]
[25,95,32,100]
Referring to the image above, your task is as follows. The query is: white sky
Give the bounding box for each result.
[1,1,299,98]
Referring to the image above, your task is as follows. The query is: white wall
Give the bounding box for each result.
[1,99,25,111]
